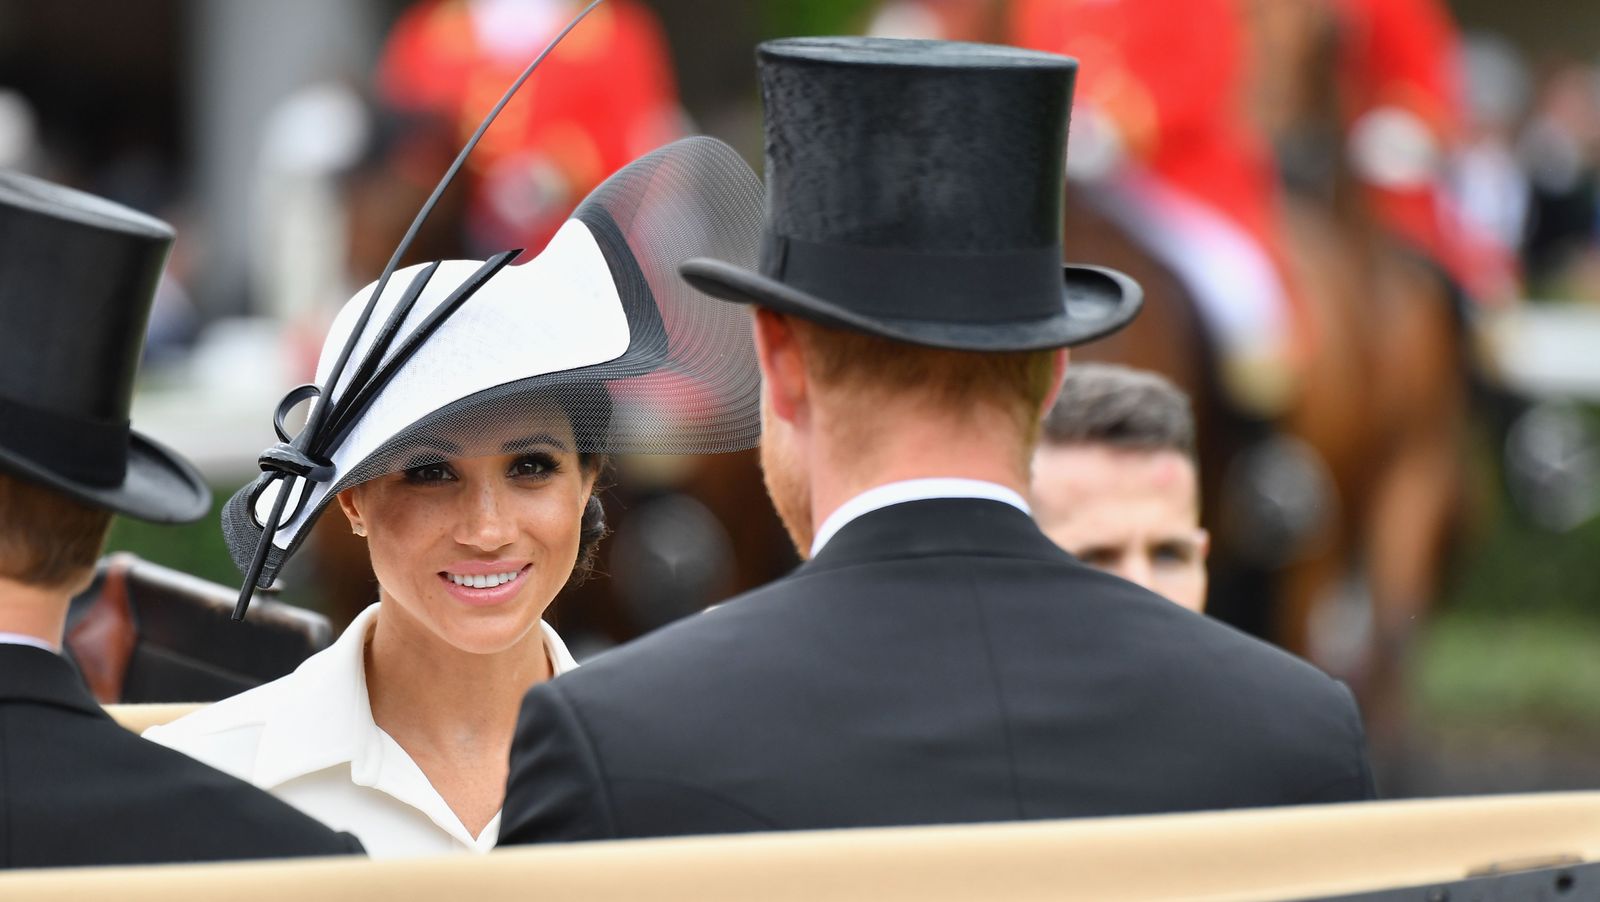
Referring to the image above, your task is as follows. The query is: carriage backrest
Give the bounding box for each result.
[65,553,332,703]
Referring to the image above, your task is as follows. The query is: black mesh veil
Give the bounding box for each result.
[223,136,763,589]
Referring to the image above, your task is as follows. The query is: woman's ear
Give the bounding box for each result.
[336,488,367,538]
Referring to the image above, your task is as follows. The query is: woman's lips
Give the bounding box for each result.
[437,563,532,607]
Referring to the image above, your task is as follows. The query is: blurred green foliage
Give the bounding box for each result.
[761,0,877,38]
[1442,505,1600,619]
[104,481,247,591]
[1416,611,1600,736]
[1438,401,1600,620]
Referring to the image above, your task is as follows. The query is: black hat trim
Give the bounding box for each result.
[682,256,1144,352]
[764,233,1066,324]
[0,393,129,487]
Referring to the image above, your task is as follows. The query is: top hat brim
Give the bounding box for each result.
[680,258,1144,352]
[0,430,211,524]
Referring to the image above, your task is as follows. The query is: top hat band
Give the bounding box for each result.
[760,232,1066,325]
[0,393,129,487]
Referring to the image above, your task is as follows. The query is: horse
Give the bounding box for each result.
[1247,0,1473,753]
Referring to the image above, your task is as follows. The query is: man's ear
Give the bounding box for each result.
[752,308,808,425]
[1196,528,1212,561]
[1038,349,1071,417]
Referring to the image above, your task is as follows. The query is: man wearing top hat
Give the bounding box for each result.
[500,37,1374,843]
[0,172,363,866]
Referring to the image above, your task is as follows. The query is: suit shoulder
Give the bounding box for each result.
[555,582,794,689]
[7,707,358,860]
[1180,607,1352,700]
[1050,564,1347,695]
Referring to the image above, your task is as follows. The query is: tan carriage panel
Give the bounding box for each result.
[106,702,204,733]
[3,792,1599,901]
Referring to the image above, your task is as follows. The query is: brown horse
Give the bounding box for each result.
[889,0,1470,753]
[1060,0,1471,763]
[1246,0,1472,754]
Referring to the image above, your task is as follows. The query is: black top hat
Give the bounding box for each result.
[681,37,1142,351]
[0,171,209,523]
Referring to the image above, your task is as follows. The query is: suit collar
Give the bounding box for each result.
[0,643,104,716]
[809,478,1031,557]
[805,497,1069,572]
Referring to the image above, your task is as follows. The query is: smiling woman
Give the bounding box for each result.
[142,136,764,858]
[341,414,600,658]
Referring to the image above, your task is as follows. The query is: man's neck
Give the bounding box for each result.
[808,409,1030,541]
[0,575,70,647]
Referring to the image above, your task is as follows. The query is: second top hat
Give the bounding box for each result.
[681,36,1143,352]
[0,171,208,523]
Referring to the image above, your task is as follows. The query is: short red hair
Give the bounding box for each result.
[0,472,112,588]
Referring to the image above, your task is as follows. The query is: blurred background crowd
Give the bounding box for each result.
[7,0,1600,798]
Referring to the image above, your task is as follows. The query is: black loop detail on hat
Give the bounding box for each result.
[762,234,1066,324]
[272,383,323,444]
[0,393,129,487]
[258,442,335,484]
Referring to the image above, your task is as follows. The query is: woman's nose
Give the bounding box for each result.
[453,482,517,550]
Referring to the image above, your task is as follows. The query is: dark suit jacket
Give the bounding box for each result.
[502,499,1374,843]
[0,643,363,868]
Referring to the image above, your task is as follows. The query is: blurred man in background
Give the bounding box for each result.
[1032,364,1208,613]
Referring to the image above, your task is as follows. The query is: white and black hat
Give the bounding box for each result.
[225,136,763,601]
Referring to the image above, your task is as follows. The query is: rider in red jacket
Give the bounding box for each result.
[378,0,682,255]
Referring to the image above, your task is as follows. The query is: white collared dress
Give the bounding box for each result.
[144,602,579,858]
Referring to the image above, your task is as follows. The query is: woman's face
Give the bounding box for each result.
[337,412,596,656]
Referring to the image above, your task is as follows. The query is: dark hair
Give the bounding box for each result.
[563,380,612,586]
[568,454,609,587]
[1041,364,1196,459]
[0,471,114,587]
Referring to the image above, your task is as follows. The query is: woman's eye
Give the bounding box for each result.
[402,463,455,484]
[510,453,559,479]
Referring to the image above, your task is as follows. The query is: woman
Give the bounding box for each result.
[147,137,763,857]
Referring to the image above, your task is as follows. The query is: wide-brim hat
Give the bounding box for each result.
[224,136,763,588]
[681,37,1143,352]
[0,171,209,523]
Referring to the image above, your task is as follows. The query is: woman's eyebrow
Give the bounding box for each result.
[502,433,570,453]
[414,435,464,455]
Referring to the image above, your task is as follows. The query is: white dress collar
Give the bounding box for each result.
[809,478,1031,558]
[252,602,579,849]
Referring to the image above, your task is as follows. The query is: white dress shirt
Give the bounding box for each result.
[145,602,579,858]
[0,632,58,653]
[809,478,1032,558]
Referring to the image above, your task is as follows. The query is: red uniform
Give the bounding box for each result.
[1009,0,1284,269]
[378,0,681,254]
[1333,0,1516,302]
[1010,0,1312,408]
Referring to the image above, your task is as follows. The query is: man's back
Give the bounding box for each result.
[0,644,361,867]
[501,499,1373,843]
